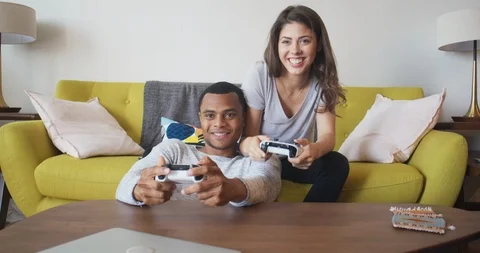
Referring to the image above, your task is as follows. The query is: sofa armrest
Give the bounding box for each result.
[0,121,60,217]
[407,130,467,206]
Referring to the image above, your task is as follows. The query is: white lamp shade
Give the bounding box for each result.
[0,2,36,44]
[437,8,480,52]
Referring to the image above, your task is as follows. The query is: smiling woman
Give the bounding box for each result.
[277,22,318,81]
[239,5,350,203]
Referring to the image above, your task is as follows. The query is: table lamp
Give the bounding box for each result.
[437,8,480,122]
[0,2,36,113]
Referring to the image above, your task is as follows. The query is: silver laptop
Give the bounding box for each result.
[39,227,241,253]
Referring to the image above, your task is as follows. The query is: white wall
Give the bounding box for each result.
[2,0,480,122]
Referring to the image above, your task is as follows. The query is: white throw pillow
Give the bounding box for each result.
[25,90,144,159]
[338,88,446,163]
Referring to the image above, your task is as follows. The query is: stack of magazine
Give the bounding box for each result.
[390,206,448,234]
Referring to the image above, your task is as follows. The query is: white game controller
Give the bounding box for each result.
[259,140,302,158]
[155,164,204,184]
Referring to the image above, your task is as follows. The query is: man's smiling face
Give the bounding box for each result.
[199,92,244,157]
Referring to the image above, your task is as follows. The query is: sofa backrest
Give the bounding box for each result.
[55,80,424,150]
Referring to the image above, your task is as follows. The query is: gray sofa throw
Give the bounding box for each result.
[140,81,213,152]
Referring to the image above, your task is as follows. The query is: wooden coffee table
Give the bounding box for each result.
[0,200,478,253]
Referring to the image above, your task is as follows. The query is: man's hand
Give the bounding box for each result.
[133,156,176,206]
[181,156,247,206]
[239,135,272,161]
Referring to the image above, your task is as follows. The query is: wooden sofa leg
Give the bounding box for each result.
[0,176,11,230]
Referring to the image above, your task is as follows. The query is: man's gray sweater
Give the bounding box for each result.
[116,139,281,207]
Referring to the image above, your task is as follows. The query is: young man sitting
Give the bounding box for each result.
[116,82,281,207]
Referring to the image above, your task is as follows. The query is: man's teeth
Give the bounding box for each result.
[289,58,304,64]
[213,133,227,136]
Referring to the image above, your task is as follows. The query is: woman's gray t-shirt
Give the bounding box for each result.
[241,61,324,143]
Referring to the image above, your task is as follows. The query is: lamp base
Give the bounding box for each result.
[452,116,480,122]
[0,107,21,113]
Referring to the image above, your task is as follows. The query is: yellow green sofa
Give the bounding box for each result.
[0,80,468,217]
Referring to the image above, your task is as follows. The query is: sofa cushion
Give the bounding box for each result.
[338,89,445,163]
[35,155,138,200]
[161,117,204,145]
[54,80,145,145]
[277,162,424,203]
[333,87,424,151]
[25,90,145,159]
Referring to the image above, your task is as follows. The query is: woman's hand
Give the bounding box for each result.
[239,135,272,161]
[288,138,321,170]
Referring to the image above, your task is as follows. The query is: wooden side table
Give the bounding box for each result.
[0,113,40,121]
[0,112,40,229]
[434,122,480,211]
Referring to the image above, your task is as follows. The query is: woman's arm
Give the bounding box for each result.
[311,109,336,158]
[289,109,336,169]
[239,107,271,160]
[244,107,263,137]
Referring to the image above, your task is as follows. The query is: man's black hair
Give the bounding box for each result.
[198,82,247,113]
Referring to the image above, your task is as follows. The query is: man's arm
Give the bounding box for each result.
[182,155,281,207]
[116,148,160,205]
[230,155,282,207]
[115,140,178,205]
